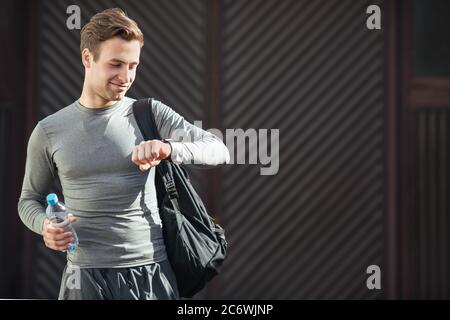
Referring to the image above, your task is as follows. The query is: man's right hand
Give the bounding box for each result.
[42,213,77,251]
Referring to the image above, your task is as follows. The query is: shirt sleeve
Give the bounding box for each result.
[152,100,230,166]
[17,123,57,235]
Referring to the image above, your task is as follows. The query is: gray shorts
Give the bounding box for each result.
[58,260,179,300]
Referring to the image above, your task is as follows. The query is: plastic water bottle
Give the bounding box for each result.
[46,193,79,253]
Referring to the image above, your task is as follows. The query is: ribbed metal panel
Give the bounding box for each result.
[219,0,385,299]
[34,244,67,298]
[34,0,208,298]
[414,109,450,299]
[0,106,11,293]
[0,0,13,98]
[0,107,9,214]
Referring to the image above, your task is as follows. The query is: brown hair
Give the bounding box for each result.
[80,8,144,61]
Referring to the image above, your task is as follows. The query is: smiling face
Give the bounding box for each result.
[82,37,141,105]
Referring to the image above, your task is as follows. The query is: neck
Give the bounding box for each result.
[79,81,117,108]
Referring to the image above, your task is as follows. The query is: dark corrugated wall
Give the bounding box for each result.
[29,0,386,299]
[413,109,450,299]
[219,0,385,299]
[0,106,12,294]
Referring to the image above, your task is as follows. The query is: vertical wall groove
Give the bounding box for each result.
[414,108,450,299]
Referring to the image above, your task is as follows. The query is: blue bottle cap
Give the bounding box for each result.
[46,193,58,205]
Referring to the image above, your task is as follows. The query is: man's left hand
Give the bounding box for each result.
[131,140,172,171]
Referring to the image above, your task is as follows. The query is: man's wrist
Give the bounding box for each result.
[163,139,173,160]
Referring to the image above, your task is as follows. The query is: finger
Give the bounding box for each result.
[144,142,154,162]
[139,159,162,171]
[45,239,74,251]
[55,243,74,251]
[162,142,172,159]
[46,225,66,234]
[52,231,73,241]
[68,213,77,223]
[132,145,146,166]
[138,143,147,164]
[139,163,151,171]
[48,237,74,247]
[150,142,160,160]
[131,145,139,165]
[149,160,161,166]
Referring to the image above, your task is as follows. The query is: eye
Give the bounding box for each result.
[110,63,120,67]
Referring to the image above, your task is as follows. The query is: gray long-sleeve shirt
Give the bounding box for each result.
[18,97,230,268]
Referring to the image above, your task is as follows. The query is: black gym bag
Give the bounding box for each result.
[133,98,228,298]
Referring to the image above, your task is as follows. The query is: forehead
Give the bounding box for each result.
[97,37,141,63]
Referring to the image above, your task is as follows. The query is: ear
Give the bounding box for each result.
[81,48,92,68]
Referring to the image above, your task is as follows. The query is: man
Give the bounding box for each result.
[18,8,230,300]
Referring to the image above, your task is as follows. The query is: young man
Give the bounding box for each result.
[18,8,230,300]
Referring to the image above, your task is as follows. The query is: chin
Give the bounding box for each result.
[108,91,126,101]
[116,92,127,99]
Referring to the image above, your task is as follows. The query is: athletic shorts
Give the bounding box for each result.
[58,260,179,300]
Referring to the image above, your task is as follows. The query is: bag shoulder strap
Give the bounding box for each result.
[132,98,180,202]
[132,98,161,141]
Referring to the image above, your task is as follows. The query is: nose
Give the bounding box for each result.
[117,66,132,83]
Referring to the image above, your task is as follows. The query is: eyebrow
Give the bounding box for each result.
[109,59,139,65]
